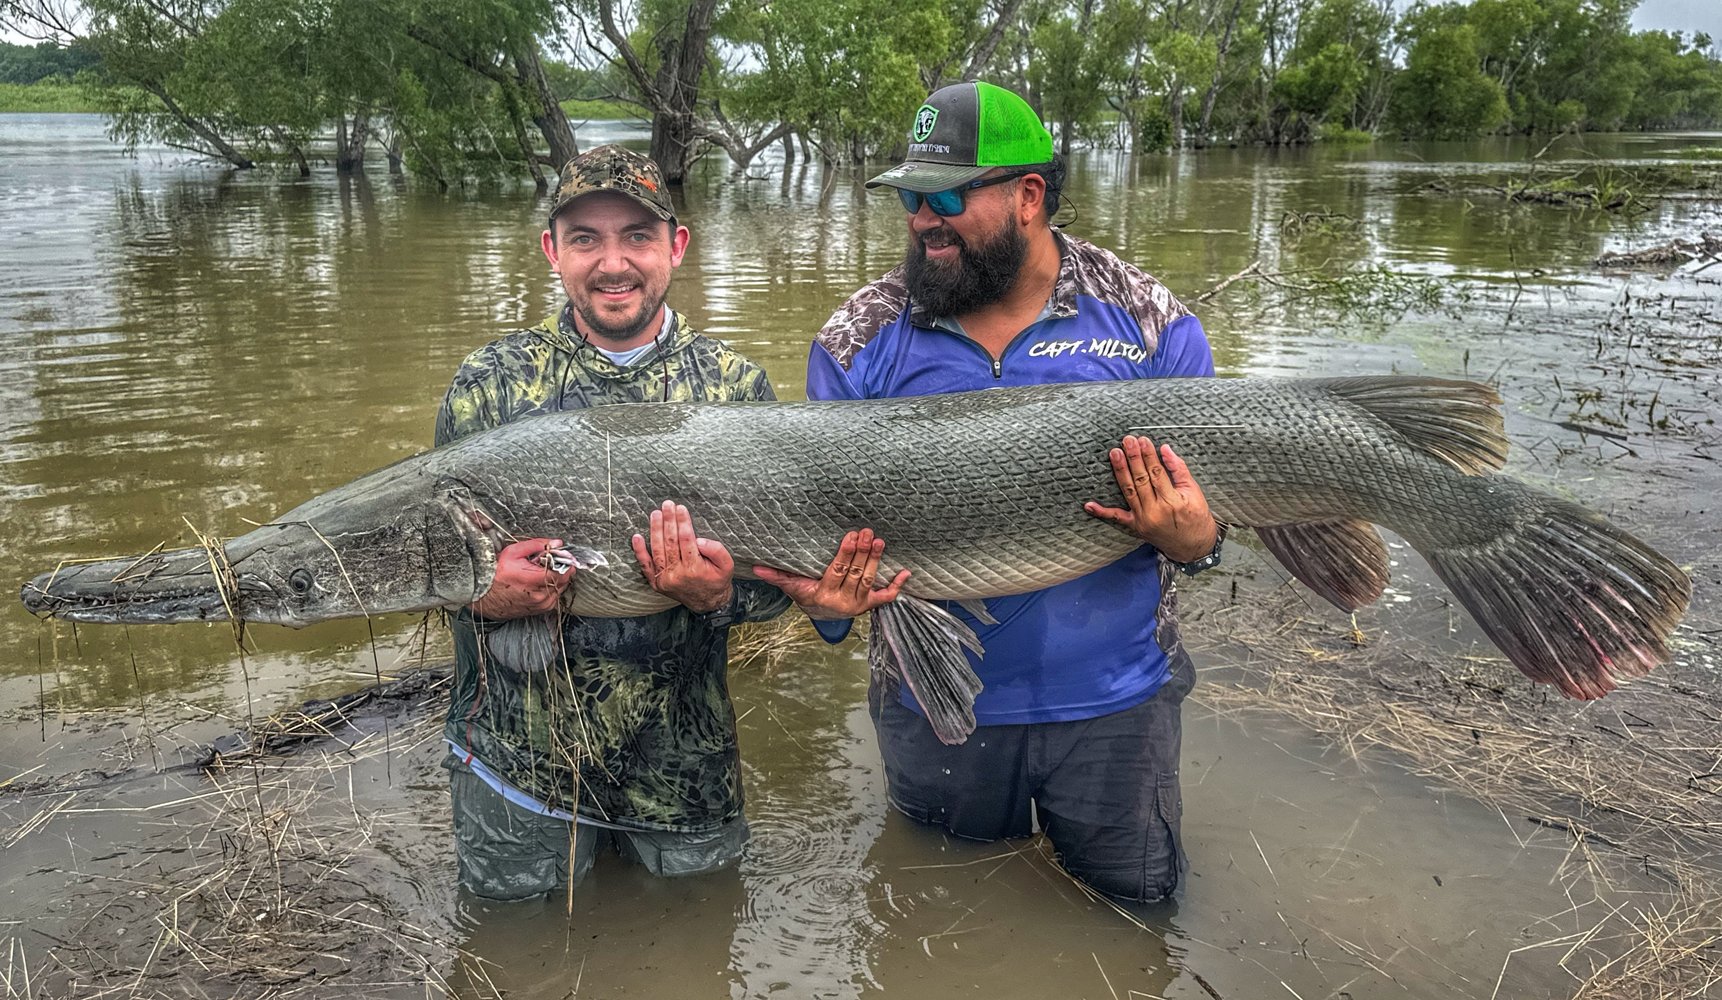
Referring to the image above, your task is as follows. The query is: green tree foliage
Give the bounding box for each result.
[1274,0,1396,134]
[1624,30,1722,128]
[0,39,98,83]
[1391,21,1508,138]
[721,0,972,163]
[5,0,1720,181]
[1275,41,1365,121]
[1029,1,1136,153]
[13,0,574,182]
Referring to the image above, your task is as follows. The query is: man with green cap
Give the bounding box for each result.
[793,81,1224,903]
[435,144,905,901]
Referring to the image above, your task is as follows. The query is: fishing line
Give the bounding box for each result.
[598,430,617,589]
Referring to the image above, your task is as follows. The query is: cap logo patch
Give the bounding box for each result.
[912,106,939,143]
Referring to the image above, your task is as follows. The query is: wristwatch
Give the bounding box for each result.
[1175,522,1227,577]
[691,590,740,628]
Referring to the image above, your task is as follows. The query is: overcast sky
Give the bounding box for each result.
[1632,0,1721,41]
[5,1,1720,54]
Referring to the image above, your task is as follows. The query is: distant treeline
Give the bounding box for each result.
[0,39,97,83]
[2,0,1718,184]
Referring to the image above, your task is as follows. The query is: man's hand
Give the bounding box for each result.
[470,538,575,619]
[1084,436,1218,563]
[754,528,910,620]
[631,501,735,614]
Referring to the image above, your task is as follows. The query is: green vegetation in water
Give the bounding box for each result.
[1670,148,1722,161]
[1314,122,1374,144]
[4,0,1716,183]
[1517,172,1644,211]
[1279,210,1366,243]
[1199,260,1466,324]
[0,80,100,113]
[1421,159,1721,214]
[1629,162,1722,192]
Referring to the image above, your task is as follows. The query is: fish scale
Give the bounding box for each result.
[22,375,1691,734]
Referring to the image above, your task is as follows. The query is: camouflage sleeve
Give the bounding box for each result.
[732,359,778,402]
[814,268,910,372]
[434,346,509,447]
[734,579,792,624]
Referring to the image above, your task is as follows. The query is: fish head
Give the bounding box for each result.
[21,463,502,627]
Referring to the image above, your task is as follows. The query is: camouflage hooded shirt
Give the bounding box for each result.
[436,305,792,833]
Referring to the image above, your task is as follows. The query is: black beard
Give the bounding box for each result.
[904,219,1028,317]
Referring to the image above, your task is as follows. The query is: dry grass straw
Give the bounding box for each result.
[1190,582,1722,999]
[9,706,460,999]
[202,663,453,769]
[729,614,829,675]
[7,600,466,998]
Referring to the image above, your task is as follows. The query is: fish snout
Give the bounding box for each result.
[20,548,237,625]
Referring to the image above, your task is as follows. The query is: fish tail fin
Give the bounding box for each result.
[1419,481,1690,698]
[868,597,986,745]
[1321,376,1509,474]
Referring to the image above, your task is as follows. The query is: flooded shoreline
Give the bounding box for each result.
[2,114,1719,997]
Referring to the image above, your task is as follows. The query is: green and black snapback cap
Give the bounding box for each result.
[866,81,1055,193]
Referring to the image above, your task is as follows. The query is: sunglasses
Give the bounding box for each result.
[897,170,1034,217]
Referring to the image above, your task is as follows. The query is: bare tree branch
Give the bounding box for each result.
[592,0,664,108]
[403,24,511,86]
[138,78,255,168]
[1,0,84,41]
[963,0,1029,80]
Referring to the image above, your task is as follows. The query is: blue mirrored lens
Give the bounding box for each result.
[897,187,967,217]
[926,189,965,215]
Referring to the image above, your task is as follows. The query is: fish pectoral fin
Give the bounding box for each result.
[1256,520,1390,612]
[483,614,563,674]
[954,598,997,626]
[562,544,608,572]
[868,597,986,746]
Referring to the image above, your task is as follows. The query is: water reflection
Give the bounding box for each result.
[3,113,1718,998]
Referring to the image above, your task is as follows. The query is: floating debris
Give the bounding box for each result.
[1596,232,1722,272]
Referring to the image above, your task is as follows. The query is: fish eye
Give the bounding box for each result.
[288,569,314,594]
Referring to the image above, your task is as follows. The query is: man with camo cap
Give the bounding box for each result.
[436,145,904,900]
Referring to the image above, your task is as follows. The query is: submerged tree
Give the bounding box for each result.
[7,0,1722,181]
[1391,17,1509,138]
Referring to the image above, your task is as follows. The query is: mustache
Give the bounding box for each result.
[916,227,965,251]
[586,272,641,286]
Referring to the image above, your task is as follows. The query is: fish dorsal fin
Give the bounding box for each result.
[1256,519,1391,612]
[1318,376,1508,475]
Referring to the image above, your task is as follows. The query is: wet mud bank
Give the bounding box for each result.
[4,554,1717,1000]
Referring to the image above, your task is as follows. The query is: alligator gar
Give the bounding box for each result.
[21,375,1691,744]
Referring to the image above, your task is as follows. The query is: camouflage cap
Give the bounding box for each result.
[548,145,676,225]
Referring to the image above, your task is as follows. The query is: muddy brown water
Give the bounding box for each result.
[1,114,1719,998]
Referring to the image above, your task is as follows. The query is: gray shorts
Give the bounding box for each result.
[871,647,1194,903]
[444,754,749,901]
